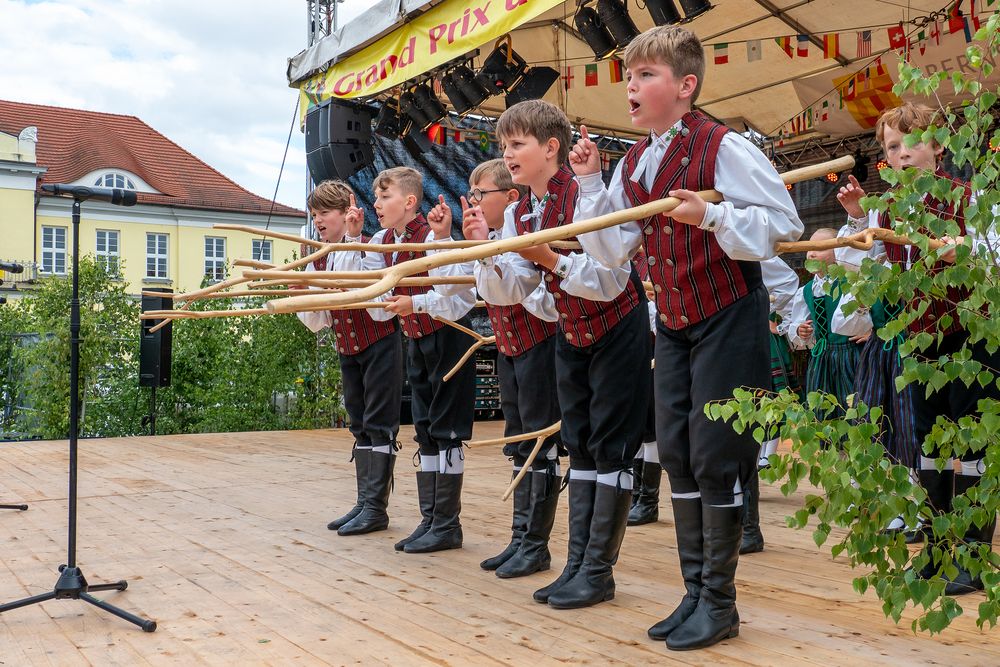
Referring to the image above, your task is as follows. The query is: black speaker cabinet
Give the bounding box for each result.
[140,289,172,388]
[305,99,376,184]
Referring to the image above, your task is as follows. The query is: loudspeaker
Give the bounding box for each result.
[505,67,560,107]
[305,99,376,184]
[140,289,172,388]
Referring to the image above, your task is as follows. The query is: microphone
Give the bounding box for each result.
[41,183,138,206]
[0,261,24,274]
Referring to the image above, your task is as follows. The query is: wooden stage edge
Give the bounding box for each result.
[1,424,996,666]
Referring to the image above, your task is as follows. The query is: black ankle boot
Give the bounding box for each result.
[547,481,631,609]
[628,460,661,526]
[740,473,764,555]
[482,469,531,570]
[394,471,435,551]
[404,472,464,553]
[533,477,595,603]
[328,447,369,530]
[942,473,995,595]
[497,469,561,579]
[666,504,742,651]
[913,468,954,578]
[339,451,395,535]
[648,497,703,640]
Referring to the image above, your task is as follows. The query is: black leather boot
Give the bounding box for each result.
[547,481,631,609]
[628,460,661,526]
[481,469,531,570]
[629,459,643,514]
[404,472,464,553]
[338,451,395,535]
[942,473,995,595]
[648,497,703,640]
[533,477,595,603]
[666,505,742,651]
[913,468,954,578]
[394,471,435,551]
[497,469,561,579]
[328,447,368,530]
[740,472,764,554]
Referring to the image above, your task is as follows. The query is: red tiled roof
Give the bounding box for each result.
[0,99,304,218]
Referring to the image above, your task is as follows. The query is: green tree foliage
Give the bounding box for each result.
[0,257,343,438]
[710,19,1000,633]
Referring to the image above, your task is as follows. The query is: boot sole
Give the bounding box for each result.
[403,542,463,554]
[547,588,615,610]
[666,626,739,651]
[337,520,390,536]
[495,561,551,579]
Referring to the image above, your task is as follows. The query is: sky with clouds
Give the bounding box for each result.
[0,0,370,209]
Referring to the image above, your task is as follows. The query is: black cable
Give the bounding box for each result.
[256,95,301,261]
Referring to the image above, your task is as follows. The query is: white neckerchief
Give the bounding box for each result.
[519,192,550,230]
[810,274,830,296]
[630,122,682,188]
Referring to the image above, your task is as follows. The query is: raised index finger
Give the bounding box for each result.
[579,125,590,143]
[460,195,470,210]
[438,194,447,206]
[349,193,356,207]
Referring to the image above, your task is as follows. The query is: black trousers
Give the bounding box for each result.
[339,329,402,447]
[913,332,1000,462]
[556,303,650,474]
[655,285,769,506]
[497,334,561,466]
[408,319,477,456]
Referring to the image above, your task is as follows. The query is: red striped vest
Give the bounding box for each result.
[381,215,446,339]
[513,165,641,348]
[487,302,557,358]
[621,111,762,330]
[880,170,970,337]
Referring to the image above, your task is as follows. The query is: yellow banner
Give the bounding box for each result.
[297,0,563,113]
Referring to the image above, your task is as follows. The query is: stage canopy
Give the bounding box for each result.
[286,0,997,147]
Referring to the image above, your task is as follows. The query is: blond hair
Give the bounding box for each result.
[372,166,423,201]
[623,26,705,102]
[875,103,944,146]
[469,159,528,197]
[307,180,354,212]
[811,227,838,240]
[496,100,573,165]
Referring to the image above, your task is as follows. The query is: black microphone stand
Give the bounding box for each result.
[0,196,156,632]
[0,503,28,511]
[2,270,28,512]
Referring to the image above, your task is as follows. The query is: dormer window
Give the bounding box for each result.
[94,172,136,189]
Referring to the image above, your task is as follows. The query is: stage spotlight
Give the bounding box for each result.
[679,0,713,21]
[399,89,431,131]
[505,66,560,107]
[411,83,447,130]
[597,0,640,48]
[851,153,870,182]
[876,158,888,170]
[442,65,491,115]
[575,5,616,60]
[825,172,839,183]
[476,40,528,94]
[374,98,405,139]
[646,0,682,25]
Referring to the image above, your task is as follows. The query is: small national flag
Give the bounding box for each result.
[823,33,840,59]
[797,35,809,57]
[845,76,856,100]
[599,151,611,171]
[775,36,794,58]
[913,29,927,56]
[585,63,598,87]
[609,58,624,83]
[562,66,574,90]
[948,4,966,34]
[857,30,872,57]
[479,131,490,152]
[857,67,868,91]
[453,129,464,142]
[887,24,907,51]
[747,39,762,61]
[713,43,729,65]
[821,99,830,121]
[929,19,941,45]
[427,123,446,145]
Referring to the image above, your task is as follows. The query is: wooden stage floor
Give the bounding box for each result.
[1,423,997,666]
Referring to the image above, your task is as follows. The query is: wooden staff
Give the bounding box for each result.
[213,224,325,248]
[775,227,944,253]
[433,317,495,382]
[267,156,855,314]
[244,270,476,286]
[141,308,270,320]
[468,420,562,500]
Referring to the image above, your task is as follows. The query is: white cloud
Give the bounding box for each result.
[0,0,371,209]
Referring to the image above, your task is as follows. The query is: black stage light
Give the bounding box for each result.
[679,0,713,21]
[575,5,616,60]
[475,41,528,94]
[597,0,640,48]
[399,88,433,130]
[505,67,560,107]
[375,98,405,139]
[851,153,871,182]
[442,65,491,115]
[646,0,682,25]
[411,83,447,130]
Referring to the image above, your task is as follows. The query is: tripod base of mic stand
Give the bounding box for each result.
[0,503,28,510]
[0,565,157,632]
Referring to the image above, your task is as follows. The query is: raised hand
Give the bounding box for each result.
[385,294,414,316]
[665,188,708,226]
[836,174,867,219]
[460,195,489,240]
[427,194,453,239]
[345,193,365,237]
[569,124,602,177]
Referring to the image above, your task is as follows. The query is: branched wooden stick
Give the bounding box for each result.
[775,227,944,253]
[433,317,495,382]
[213,224,325,248]
[267,156,855,314]
[501,421,562,501]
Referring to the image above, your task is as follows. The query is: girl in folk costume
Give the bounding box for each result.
[295,180,403,536]
[786,228,870,419]
[444,159,563,579]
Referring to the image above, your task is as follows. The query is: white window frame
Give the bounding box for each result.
[41,225,67,275]
[146,233,168,279]
[204,236,226,282]
[252,239,272,263]
[94,172,136,189]
[95,229,121,278]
